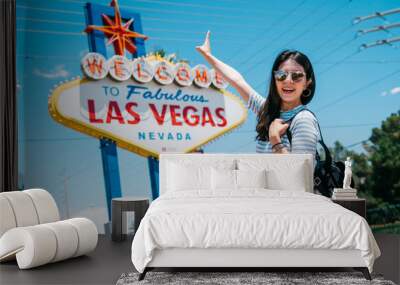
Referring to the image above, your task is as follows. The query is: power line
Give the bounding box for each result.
[16,5,266,30]
[19,53,400,64]
[216,123,376,153]
[318,50,359,75]
[238,0,330,76]
[16,17,256,40]
[20,137,92,142]
[18,54,80,61]
[102,0,267,14]
[17,9,348,35]
[17,17,83,26]
[255,0,352,69]
[59,0,276,17]
[16,5,83,15]
[232,122,377,134]
[239,1,355,89]
[314,36,356,63]
[312,7,400,108]
[316,68,400,112]
[224,0,308,62]
[317,59,400,64]
[241,26,359,76]
[17,28,84,36]
[309,24,354,54]
[226,58,400,67]
[345,139,369,149]
[16,28,255,43]
[225,134,372,153]
[323,123,376,129]
[61,0,251,4]
[279,0,351,49]
[56,0,258,21]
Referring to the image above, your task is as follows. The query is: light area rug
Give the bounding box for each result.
[116,271,396,285]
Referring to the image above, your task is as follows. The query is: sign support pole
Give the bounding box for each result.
[85,3,122,221]
[84,2,147,220]
[147,156,159,200]
[100,139,122,219]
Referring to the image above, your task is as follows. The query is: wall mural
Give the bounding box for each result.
[17,0,400,234]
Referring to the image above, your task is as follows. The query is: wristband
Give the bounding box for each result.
[272,143,285,153]
[271,142,283,150]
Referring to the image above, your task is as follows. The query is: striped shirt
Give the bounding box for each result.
[246,91,320,156]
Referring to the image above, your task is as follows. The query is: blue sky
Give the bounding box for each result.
[16,0,400,229]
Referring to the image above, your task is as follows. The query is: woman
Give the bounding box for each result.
[196,31,320,155]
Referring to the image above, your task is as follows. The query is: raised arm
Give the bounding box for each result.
[196,31,256,104]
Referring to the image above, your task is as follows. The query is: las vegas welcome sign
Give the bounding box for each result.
[48,53,247,158]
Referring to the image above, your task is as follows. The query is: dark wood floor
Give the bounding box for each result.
[1,234,399,285]
[0,235,134,285]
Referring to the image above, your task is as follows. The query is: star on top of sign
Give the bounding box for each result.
[84,0,148,56]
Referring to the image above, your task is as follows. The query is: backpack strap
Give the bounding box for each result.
[285,109,323,142]
[285,109,331,168]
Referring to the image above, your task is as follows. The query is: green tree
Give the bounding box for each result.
[327,111,400,226]
[368,111,400,203]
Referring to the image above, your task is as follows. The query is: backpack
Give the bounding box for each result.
[285,109,353,197]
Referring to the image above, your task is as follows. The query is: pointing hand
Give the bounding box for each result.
[196,30,211,55]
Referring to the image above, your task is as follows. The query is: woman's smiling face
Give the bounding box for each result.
[275,58,310,110]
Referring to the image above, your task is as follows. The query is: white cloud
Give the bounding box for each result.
[33,64,70,79]
[390,87,400,95]
[381,86,400,97]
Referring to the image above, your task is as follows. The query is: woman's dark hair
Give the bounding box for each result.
[255,50,316,142]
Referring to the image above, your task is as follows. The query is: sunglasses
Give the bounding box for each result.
[274,70,306,82]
